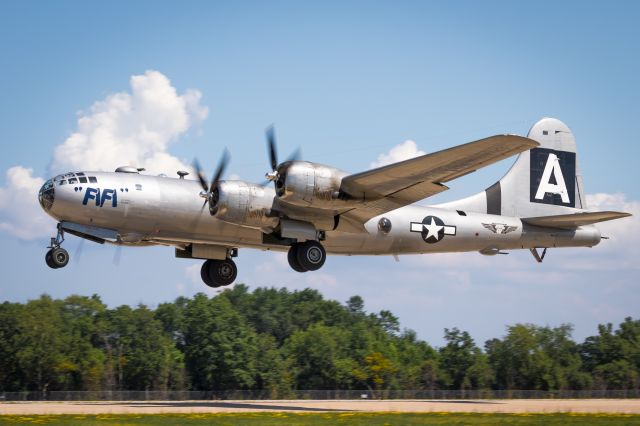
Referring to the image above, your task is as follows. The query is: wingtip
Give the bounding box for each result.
[513,134,541,147]
[592,210,633,218]
[497,134,540,148]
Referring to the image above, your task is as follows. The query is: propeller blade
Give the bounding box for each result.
[285,147,302,164]
[113,245,122,266]
[266,125,278,171]
[209,148,230,191]
[193,159,209,192]
[74,237,85,264]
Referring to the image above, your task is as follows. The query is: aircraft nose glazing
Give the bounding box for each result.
[38,179,55,211]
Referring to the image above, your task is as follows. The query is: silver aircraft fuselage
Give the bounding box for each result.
[40,170,601,256]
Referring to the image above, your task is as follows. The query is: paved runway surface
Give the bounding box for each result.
[2,399,640,414]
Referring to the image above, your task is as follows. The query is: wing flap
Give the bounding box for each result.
[336,181,449,232]
[522,211,632,229]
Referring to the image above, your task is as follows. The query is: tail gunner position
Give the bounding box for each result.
[38,118,631,287]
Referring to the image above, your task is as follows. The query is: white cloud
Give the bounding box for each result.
[51,70,208,176]
[0,167,54,240]
[0,70,208,241]
[586,192,639,238]
[369,140,425,169]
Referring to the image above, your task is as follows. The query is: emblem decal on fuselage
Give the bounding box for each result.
[410,216,456,244]
[530,148,576,207]
[482,223,518,235]
[82,187,118,208]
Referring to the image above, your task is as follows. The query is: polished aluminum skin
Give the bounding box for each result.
[38,118,629,268]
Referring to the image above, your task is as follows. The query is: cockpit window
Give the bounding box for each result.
[76,172,85,176]
[79,177,87,183]
[88,176,97,183]
[68,178,78,184]
[38,179,55,211]
[59,180,67,185]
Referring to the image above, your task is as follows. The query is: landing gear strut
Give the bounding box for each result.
[287,240,326,272]
[201,258,238,288]
[45,224,70,269]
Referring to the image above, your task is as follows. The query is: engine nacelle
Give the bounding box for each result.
[276,162,352,209]
[210,181,279,229]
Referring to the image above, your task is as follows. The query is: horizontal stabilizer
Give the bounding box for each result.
[521,211,631,229]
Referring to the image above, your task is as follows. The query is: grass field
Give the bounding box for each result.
[1,413,640,425]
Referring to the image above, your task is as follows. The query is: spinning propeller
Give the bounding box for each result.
[193,149,230,215]
[264,125,301,195]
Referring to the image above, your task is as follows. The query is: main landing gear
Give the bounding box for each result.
[45,224,70,269]
[201,258,238,288]
[197,240,326,287]
[287,240,326,273]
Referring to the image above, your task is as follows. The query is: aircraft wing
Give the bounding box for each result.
[522,211,632,229]
[336,135,539,231]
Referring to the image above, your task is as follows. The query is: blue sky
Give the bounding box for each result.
[0,0,638,346]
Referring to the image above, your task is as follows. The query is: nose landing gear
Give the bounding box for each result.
[45,224,70,269]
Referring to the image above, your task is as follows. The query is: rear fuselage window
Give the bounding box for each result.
[88,176,98,183]
[135,184,142,191]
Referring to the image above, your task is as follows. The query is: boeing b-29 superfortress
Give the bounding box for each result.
[38,118,631,287]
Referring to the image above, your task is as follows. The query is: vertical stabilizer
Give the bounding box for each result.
[501,117,586,216]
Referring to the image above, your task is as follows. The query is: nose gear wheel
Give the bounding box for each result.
[44,224,70,269]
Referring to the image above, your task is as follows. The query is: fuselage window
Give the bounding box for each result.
[68,178,78,184]
[135,184,142,191]
[79,177,87,183]
[88,176,98,183]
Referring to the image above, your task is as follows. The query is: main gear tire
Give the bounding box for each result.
[287,244,307,273]
[295,240,326,271]
[203,258,238,287]
[201,260,216,287]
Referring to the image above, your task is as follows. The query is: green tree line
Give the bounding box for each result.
[0,285,638,394]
